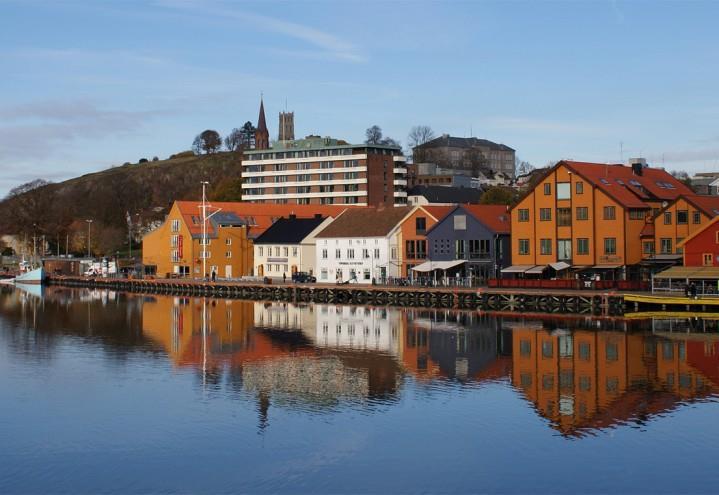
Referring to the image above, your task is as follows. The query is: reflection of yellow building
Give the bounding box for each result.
[511,328,719,435]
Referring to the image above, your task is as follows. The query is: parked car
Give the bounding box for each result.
[292,272,316,283]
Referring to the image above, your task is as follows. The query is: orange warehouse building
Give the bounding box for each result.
[142,201,349,278]
[509,160,692,280]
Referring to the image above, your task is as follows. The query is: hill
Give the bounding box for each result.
[0,151,244,256]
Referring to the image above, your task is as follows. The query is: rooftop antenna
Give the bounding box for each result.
[619,141,624,162]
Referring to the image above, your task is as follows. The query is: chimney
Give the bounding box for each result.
[629,157,647,176]
[289,213,296,220]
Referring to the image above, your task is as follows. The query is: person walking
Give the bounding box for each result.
[283,272,286,284]
[211,269,216,282]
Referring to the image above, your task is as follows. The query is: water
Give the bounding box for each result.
[1,285,719,494]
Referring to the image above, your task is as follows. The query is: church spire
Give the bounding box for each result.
[255,95,270,150]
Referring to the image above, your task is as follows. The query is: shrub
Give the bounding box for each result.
[152,156,159,162]
[138,158,148,164]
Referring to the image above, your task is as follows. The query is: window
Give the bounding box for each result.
[677,210,688,225]
[604,237,617,255]
[539,208,552,221]
[693,211,701,224]
[391,247,397,259]
[579,342,590,361]
[283,247,289,256]
[455,240,466,259]
[629,209,645,220]
[643,241,655,255]
[292,247,298,256]
[557,182,571,200]
[258,247,264,256]
[576,181,584,194]
[321,269,328,280]
[322,249,328,259]
[660,238,672,254]
[577,238,589,255]
[557,208,571,226]
[603,206,616,220]
[606,342,619,362]
[520,340,531,356]
[347,249,354,259]
[557,239,571,260]
[344,172,358,180]
[664,211,672,225]
[170,235,179,248]
[320,197,335,205]
[363,269,371,280]
[225,251,232,258]
[518,209,530,222]
[519,239,530,255]
[469,239,490,259]
[416,217,427,234]
[542,341,553,358]
[716,231,719,244]
[171,219,180,232]
[417,240,427,259]
[335,248,341,258]
[543,183,551,195]
[576,207,588,220]
[274,175,287,183]
[320,173,332,181]
[406,240,416,259]
[704,254,713,266]
[374,248,380,258]
[454,215,466,230]
[540,238,552,255]
[225,238,232,246]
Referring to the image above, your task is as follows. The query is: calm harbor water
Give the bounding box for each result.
[1,286,719,494]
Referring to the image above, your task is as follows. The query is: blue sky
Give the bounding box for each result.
[1,0,718,196]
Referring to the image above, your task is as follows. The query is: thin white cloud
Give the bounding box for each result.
[647,148,719,165]
[155,0,366,63]
[482,116,605,136]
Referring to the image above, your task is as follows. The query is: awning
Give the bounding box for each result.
[654,266,719,280]
[641,255,683,265]
[501,265,536,274]
[411,259,467,272]
[550,261,571,271]
[525,265,548,274]
[592,264,623,269]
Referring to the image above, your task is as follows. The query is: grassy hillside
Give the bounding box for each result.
[0,151,244,255]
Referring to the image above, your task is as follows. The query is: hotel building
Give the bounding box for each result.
[241,136,408,206]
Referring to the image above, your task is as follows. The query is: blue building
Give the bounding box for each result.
[418,204,511,281]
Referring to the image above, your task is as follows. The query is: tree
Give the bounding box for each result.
[224,128,245,152]
[407,125,435,148]
[5,179,52,200]
[515,156,534,177]
[365,125,383,144]
[211,178,244,201]
[480,186,518,206]
[671,170,693,190]
[192,130,222,155]
[380,136,401,148]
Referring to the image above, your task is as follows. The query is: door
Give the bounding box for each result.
[225,265,232,279]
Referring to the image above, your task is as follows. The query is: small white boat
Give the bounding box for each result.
[0,278,15,285]
[14,267,45,285]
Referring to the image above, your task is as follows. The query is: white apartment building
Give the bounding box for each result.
[314,206,413,283]
[241,136,408,206]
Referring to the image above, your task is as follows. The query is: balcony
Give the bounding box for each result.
[393,179,407,186]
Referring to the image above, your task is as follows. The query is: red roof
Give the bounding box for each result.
[640,222,655,238]
[462,204,511,233]
[683,195,719,218]
[421,205,454,221]
[174,201,350,238]
[562,161,693,209]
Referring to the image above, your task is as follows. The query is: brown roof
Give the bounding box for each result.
[315,206,413,238]
[683,195,719,218]
[174,201,350,238]
[462,204,511,233]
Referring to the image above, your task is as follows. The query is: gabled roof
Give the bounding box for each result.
[253,216,329,245]
[462,204,511,234]
[678,215,719,248]
[640,222,655,238]
[315,206,413,238]
[173,201,349,239]
[562,161,692,208]
[420,205,454,221]
[682,195,719,218]
[408,185,483,204]
[415,135,514,152]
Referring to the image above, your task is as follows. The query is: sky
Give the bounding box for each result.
[1,0,719,196]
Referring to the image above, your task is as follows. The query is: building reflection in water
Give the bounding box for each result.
[4,286,717,438]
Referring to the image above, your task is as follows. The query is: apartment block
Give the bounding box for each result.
[241,136,408,206]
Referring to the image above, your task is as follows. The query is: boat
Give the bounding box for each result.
[14,267,44,285]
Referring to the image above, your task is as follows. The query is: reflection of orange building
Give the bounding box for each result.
[511,328,719,435]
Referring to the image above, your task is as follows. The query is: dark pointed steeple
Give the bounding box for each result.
[255,95,270,150]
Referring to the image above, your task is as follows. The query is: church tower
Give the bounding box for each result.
[279,111,295,141]
[255,97,270,150]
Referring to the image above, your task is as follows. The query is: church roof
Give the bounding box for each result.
[257,98,268,132]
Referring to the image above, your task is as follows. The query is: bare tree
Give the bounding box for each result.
[192,130,222,155]
[515,156,534,177]
[407,125,435,148]
[380,137,401,148]
[224,128,244,152]
[5,179,52,200]
[365,125,383,144]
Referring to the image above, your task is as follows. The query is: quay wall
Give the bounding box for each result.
[47,276,626,316]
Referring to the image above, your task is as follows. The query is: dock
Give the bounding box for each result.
[47,276,626,316]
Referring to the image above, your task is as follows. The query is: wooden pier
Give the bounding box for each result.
[47,276,626,316]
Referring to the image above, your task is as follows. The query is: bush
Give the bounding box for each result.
[138,158,148,164]
[152,156,159,162]
[170,150,195,160]
[123,162,132,166]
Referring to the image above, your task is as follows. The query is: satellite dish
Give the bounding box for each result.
[662,201,668,208]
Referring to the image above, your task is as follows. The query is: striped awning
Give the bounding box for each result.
[501,265,536,274]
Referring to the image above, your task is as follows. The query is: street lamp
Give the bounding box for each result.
[86,219,93,258]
